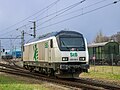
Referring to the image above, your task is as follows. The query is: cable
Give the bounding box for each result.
[35,0,108,24]
[16,0,107,29]
[36,0,108,27]
[1,0,120,47]
[36,0,86,27]
[0,0,85,36]
[36,0,120,31]
[16,0,61,30]
[0,24,31,37]
[0,0,119,37]
[0,0,105,36]
[57,0,108,18]
[0,0,60,35]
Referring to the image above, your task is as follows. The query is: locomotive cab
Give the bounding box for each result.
[54,31,89,77]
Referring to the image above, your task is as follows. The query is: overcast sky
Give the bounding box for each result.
[0,0,120,49]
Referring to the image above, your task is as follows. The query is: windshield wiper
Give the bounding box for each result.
[61,40,70,50]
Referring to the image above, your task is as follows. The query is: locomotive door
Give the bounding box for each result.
[45,41,49,62]
[48,39,53,62]
[44,39,53,62]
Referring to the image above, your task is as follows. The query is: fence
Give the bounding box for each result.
[89,54,120,74]
[89,54,120,65]
[90,65,120,75]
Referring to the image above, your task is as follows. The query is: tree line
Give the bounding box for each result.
[94,31,120,43]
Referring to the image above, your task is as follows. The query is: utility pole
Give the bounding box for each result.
[33,21,36,38]
[21,30,24,61]
[30,21,36,38]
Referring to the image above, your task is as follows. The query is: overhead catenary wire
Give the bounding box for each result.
[35,0,108,23]
[0,0,107,35]
[18,0,86,29]
[56,0,109,18]
[0,0,60,36]
[0,0,119,49]
[0,0,86,36]
[16,0,61,30]
[36,0,108,27]
[0,0,119,38]
[14,0,108,30]
[36,0,120,31]
[36,0,86,27]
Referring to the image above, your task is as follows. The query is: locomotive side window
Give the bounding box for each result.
[23,46,25,52]
[50,39,53,48]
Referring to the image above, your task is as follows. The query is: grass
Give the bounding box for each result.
[0,74,48,90]
[0,65,120,89]
[90,65,120,74]
[81,65,120,81]
[0,84,47,90]
[81,71,120,80]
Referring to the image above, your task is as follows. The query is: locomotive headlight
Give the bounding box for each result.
[79,57,86,61]
[62,57,68,61]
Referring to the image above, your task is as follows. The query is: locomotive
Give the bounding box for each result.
[23,31,89,78]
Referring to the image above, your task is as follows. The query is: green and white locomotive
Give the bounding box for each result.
[23,31,89,78]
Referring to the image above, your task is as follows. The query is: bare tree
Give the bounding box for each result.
[111,32,120,43]
[94,30,109,43]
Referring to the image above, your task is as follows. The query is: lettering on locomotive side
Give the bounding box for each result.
[33,44,38,61]
[45,42,48,48]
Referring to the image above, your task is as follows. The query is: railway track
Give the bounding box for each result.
[66,78,120,90]
[0,62,120,90]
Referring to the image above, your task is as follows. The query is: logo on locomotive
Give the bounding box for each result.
[70,52,78,57]
[33,44,38,61]
[70,52,78,61]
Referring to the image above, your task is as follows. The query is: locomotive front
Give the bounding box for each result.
[54,31,89,78]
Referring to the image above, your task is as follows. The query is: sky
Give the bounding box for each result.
[0,0,120,49]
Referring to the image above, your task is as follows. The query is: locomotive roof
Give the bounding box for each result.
[27,30,82,43]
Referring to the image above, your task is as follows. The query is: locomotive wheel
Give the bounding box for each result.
[48,68,55,76]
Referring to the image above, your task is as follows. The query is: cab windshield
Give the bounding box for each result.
[59,37,85,51]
